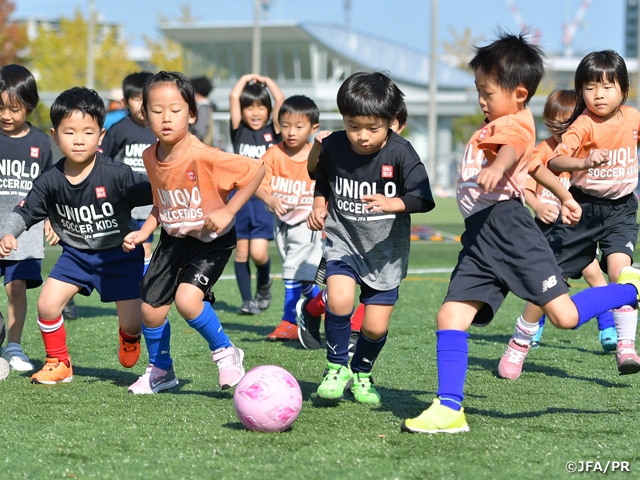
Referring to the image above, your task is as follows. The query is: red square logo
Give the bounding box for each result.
[95,186,107,199]
[633,130,638,140]
[18,199,25,207]
[263,133,273,142]
[30,147,39,158]
[381,165,394,178]
[479,128,487,140]
[186,170,196,181]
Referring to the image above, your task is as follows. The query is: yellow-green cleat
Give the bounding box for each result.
[617,266,640,307]
[350,372,380,404]
[401,398,469,434]
[317,362,353,400]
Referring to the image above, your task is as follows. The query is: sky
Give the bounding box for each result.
[11,0,629,58]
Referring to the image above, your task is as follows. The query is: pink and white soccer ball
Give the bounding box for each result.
[233,365,302,432]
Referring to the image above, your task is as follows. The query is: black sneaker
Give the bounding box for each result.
[237,300,261,315]
[296,298,322,349]
[348,331,360,357]
[255,278,273,310]
[62,298,79,320]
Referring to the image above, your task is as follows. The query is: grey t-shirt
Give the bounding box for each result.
[315,131,434,290]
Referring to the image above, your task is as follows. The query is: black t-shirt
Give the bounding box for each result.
[14,153,152,250]
[100,115,157,173]
[230,121,281,159]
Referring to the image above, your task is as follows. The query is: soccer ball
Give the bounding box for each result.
[0,357,9,380]
[233,365,302,432]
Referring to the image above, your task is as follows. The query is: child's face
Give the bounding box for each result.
[51,111,105,165]
[126,95,145,125]
[0,92,28,137]
[242,101,269,130]
[474,69,526,122]
[581,76,624,120]
[144,83,195,146]
[280,112,319,151]
[343,115,390,155]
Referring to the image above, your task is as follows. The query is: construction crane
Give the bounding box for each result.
[563,0,593,57]
[503,0,542,44]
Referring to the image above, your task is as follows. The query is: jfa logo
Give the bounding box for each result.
[381,165,394,178]
[30,147,39,158]
[95,186,107,199]
[634,130,638,140]
[479,128,487,140]
[186,170,196,181]
[263,133,273,142]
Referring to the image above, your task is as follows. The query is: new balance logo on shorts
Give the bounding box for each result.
[542,275,557,293]
[626,241,635,252]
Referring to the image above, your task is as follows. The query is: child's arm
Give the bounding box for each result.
[229,74,261,131]
[530,164,581,225]
[548,149,609,172]
[44,219,59,246]
[307,196,328,231]
[205,165,266,235]
[476,145,519,193]
[257,76,285,134]
[123,207,159,252]
[254,187,287,217]
[308,131,332,175]
[524,189,558,224]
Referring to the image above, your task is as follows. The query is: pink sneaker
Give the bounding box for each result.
[128,364,178,394]
[211,344,245,390]
[497,339,530,380]
[616,341,640,375]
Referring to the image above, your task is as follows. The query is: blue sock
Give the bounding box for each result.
[143,257,151,276]
[234,261,253,302]
[324,305,353,367]
[283,280,302,323]
[539,315,546,327]
[596,310,615,331]
[351,331,387,373]
[302,283,321,299]
[571,284,638,328]
[186,302,231,351]
[143,320,172,370]
[256,258,271,288]
[436,330,469,411]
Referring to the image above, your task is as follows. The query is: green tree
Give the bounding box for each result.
[452,112,485,146]
[442,27,484,70]
[0,0,28,64]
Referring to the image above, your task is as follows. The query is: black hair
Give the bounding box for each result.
[239,82,272,117]
[336,72,404,122]
[0,64,39,114]
[396,101,408,127]
[468,30,545,105]
[278,95,320,125]
[558,50,630,135]
[50,87,105,130]
[123,71,154,101]
[142,71,198,120]
[190,76,213,97]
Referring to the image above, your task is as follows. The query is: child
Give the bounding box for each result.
[123,71,265,394]
[297,102,409,351]
[498,50,640,380]
[255,95,323,341]
[0,86,152,384]
[101,71,157,274]
[230,74,284,315]
[308,72,435,404]
[0,64,54,371]
[189,76,215,145]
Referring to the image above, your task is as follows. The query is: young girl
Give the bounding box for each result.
[0,64,56,372]
[497,51,640,380]
[229,74,284,315]
[124,71,265,394]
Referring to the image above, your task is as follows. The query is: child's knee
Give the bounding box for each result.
[326,292,355,316]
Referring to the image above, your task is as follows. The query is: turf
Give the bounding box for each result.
[2,202,640,479]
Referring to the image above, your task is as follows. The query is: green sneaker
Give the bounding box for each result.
[317,362,353,400]
[401,398,469,434]
[618,266,640,307]
[350,372,380,404]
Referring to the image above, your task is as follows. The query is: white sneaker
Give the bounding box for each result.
[1,342,34,371]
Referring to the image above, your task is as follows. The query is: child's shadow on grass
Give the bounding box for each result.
[465,405,617,420]
[471,332,605,356]
[68,305,117,319]
[71,365,140,387]
[217,320,278,339]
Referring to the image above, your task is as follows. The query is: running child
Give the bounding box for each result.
[230,74,284,315]
[308,72,435,404]
[255,95,323,341]
[401,33,640,434]
[123,71,265,394]
[0,86,152,384]
[0,64,54,372]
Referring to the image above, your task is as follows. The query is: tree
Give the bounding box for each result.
[29,9,138,91]
[0,0,28,65]
[441,27,484,70]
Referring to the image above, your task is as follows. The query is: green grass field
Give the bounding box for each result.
[1,198,639,479]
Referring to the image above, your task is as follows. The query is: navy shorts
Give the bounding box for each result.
[445,200,568,327]
[49,243,144,302]
[325,260,399,305]
[0,259,42,289]
[547,187,639,278]
[141,228,236,307]
[235,196,274,240]
[137,219,154,244]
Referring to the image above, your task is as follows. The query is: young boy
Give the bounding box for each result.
[307,72,435,404]
[401,32,640,434]
[100,72,157,273]
[0,87,152,384]
[255,95,323,341]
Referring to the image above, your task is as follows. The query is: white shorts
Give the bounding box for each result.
[274,219,324,281]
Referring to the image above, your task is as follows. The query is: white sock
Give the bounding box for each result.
[614,306,637,343]
[513,316,539,347]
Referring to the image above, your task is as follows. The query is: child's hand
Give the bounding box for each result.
[307,207,327,231]
[560,198,582,226]
[361,194,403,214]
[475,165,505,193]
[0,234,17,257]
[122,230,148,252]
[583,149,609,169]
[534,203,559,225]
[314,131,332,146]
[44,220,59,246]
[205,207,234,235]
[265,195,288,217]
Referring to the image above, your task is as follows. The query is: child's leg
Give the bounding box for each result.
[114,298,143,368]
[234,239,254,307]
[250,238,272,310]
[142,242,153,276]
[2,279,34,371]
[582,259,616,330]
[497,302,542,380]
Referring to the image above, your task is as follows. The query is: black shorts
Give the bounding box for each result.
[445,200,568,327]
[547,187,638,278]
[140,228,236,307]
